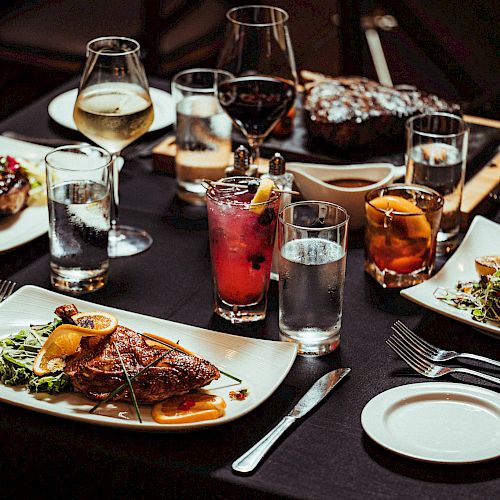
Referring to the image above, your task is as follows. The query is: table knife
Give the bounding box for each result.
[232,367,351,474]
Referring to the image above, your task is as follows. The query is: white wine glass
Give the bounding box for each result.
[73,36,154,257]
[217,5,297,162]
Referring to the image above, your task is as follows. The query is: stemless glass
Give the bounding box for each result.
[217,5,297,162]
[73,36,154,257]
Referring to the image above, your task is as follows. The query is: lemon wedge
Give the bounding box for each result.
[249,178,275,214]
[152,394,226,424]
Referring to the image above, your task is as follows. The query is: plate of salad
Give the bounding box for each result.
[0,135,50,253]
[401,216,500,337]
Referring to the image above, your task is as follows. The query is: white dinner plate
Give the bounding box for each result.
[401,216,500,337]
[0,136,51,253]
[48,87,175,132]
[0,285,297,432]
[361,382,500,463]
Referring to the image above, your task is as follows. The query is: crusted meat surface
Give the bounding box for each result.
[304,76,461,148]
[64,325,220,404]
[0,168,29,215]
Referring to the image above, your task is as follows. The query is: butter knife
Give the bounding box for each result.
[232,367,351,474]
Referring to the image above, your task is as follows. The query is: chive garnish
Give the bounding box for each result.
[114,345,142,423]
[139,332,242,384]
[89,350,169,414]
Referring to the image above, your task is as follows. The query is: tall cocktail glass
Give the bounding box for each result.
[206,177,280,323]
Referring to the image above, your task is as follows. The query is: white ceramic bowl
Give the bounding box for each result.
[287,162,405,230]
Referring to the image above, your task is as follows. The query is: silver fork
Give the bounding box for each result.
[392,320,500,368]
[386,335,500,386]
[0,280,16,301]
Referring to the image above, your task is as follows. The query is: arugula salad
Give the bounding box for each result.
[0,319,72,394]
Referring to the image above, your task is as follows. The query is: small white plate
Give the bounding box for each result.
[361,382,500,463]
[401,216,500,337]
[48,87,175,132]
[0,285,297,432]
[0,136,51,253]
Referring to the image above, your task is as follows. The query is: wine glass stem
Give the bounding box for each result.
[247,137,263,164]
[110,153,122,231]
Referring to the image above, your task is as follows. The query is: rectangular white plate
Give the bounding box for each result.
[0,136,51,253]
[0,285,297,431]
[401,216,500,337]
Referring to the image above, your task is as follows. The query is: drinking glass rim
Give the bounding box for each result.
[226,5,289,27]
[406,112,469,139]
[172,68,233,93]
[86,36,140,56]
[45,145,113,172]
[279,201,350,231]
[206,176,280,207]
[366,183,444,216]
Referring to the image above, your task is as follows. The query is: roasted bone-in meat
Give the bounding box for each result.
[56,306,220,404]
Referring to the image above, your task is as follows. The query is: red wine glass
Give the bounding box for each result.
[217,5,297,162]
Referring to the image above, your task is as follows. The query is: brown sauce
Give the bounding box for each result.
[325,178,373,188]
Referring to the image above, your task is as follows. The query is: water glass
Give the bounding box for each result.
[365,184,443,288]
[45,145,112,295]
[206,177,280,323]
[172,69,233,205]
[405,113,469,254]
[278,201,349,356]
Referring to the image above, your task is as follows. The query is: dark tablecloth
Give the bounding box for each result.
[0,78,499,499]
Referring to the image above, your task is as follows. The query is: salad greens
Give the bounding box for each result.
[0,319,72,394]
[434,270,500,326]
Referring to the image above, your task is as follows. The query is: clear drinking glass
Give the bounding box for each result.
[45,145,112,295]
[405,113,469,254]
[364,184,443,288]
[171,69,233,205]
[73,36,154,257]
[206,177,280,323]
[217,5,297,162]
[278,202,349,356]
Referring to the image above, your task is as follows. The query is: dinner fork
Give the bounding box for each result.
[391,320,500,368]
[0,280,16,301]
[386,335,500,386]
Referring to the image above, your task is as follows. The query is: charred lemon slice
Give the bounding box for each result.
[249,178,275,214]
[152,394,226,424]
[33,318,116,376]
[475,255,500,277]
[71,311,118,333]
[366,195,431,240]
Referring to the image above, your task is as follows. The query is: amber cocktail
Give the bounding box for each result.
[365,184,443,288]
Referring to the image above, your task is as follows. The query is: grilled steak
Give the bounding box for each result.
[0,166,30,215]
[304,76,461,148]
[57,306,220,404]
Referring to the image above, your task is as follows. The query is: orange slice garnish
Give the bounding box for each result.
[152,394,226,424]
[33,312,118,376]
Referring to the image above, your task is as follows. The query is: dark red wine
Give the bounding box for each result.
[218,76,295,137]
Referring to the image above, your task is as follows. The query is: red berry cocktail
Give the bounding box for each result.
[206,177,280,323]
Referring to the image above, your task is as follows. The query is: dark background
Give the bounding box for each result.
[0,0,498,121]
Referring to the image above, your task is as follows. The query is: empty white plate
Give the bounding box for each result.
[361,382,500,463]
[48,87,175,132]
